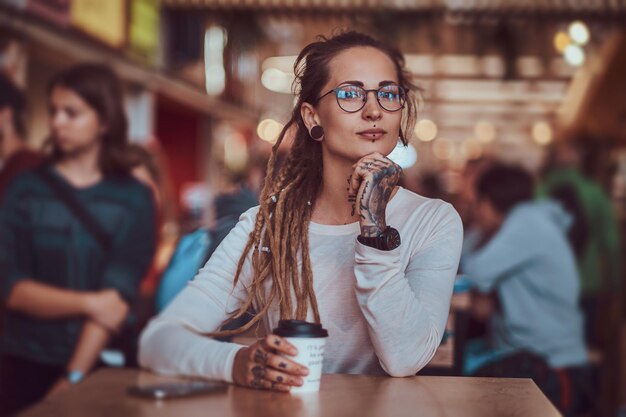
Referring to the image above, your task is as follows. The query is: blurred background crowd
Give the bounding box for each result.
[0,0,625,416]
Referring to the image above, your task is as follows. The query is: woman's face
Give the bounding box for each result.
[49,86,103,157]
[307,46,403,164]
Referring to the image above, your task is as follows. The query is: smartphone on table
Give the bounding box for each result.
[127,380,228,400]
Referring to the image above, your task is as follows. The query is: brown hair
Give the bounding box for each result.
[46,64,131,177]
[218,31,418,336]
[0,72,26,138]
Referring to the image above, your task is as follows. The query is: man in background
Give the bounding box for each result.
[461,163,589,416]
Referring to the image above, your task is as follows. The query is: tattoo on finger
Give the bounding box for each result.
[251,365,266,388]
[252,365,266,378]
[250,377,263,389]
[254,348,269,365]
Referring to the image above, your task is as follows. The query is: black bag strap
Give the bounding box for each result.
[36,166,113,251]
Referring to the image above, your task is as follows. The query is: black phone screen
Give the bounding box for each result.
[127,380,228,399]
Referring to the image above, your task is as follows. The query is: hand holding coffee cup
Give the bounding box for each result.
[232,334,309,392]
[273,320,329,393]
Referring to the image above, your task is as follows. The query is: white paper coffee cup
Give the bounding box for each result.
[272,320,329,393]
[283,337,326,393]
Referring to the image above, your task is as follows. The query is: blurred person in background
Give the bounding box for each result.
[461,163,589,415]
[206,155,266,261]
[0,64,156,416]
[153,156,263,320]
[140,31,462,392]
[0,73,41,338]
[129,140,180,293]
[456,157,494,271]
[128,143,163,208]
[103,142,168,367]
[399,170,448,202]
[538,138,620,350]
[127,143,168,302]
[455,158,493,231]
[0,73,42,201]
[453,157,494,340]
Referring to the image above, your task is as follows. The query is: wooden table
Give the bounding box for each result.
[18,369,561,417]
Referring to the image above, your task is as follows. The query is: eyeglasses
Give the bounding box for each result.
[317,84,406,113]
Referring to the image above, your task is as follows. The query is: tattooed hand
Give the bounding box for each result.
[349,152,402,237]
[232,334,308,392]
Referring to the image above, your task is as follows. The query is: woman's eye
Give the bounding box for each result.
[379,89,401,101]
[338,88,362,100]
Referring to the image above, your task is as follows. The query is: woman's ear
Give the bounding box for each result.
[300,102,321,131]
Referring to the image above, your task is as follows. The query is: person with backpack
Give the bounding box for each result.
[155,171,259,316]
[0,64,156,415]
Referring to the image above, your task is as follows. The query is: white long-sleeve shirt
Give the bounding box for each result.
[139,188,463,382]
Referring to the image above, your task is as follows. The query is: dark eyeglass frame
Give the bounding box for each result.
[317,84,407,113]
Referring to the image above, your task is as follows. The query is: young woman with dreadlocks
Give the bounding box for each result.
[139,31,463,392]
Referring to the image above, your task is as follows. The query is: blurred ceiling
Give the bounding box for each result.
[163,0,626,12]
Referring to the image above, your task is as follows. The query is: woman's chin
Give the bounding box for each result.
[357,138,397,158]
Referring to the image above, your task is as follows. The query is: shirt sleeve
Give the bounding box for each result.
[0,179,35,303]
[461,208,538,292]
[138,208,258,383]
[353,202,463,377]
[99,185,156,303]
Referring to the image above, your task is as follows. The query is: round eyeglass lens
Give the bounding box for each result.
[377,85,405,111]
[336,85,366,112]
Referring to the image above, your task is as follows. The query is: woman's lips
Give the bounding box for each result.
[357,129,387,140]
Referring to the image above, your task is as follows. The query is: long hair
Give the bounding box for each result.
[46,64,131,177]
[0,72,26,138]
[217,31,418,336]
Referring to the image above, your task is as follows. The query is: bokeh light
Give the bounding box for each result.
[388,143,418,169]
[554,31,571,54]
[532,121,553,145]
[261,68,293,94]
[414,119,438,142]
[564,44,585,67]
[460,138,483,160]
[257,118,284,143]
[474,121,496,144]
[568,21,590,45]
[433,138,453,160]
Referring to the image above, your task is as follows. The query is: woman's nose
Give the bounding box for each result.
[51,111,66,129]
[361,91,382,121]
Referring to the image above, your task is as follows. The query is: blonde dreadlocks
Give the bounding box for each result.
[214,31,418,337]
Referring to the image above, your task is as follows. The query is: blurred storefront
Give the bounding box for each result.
[0,0,259,220]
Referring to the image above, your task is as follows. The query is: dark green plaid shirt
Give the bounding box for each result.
[0,166,156,365]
